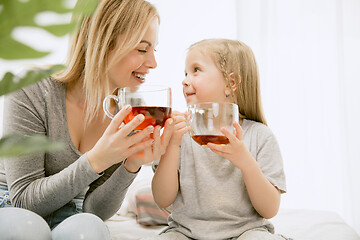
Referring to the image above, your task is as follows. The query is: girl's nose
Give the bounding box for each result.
[182,77,190,86]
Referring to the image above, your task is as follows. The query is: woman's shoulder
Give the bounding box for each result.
[25,77,64,95]
[7,77,64,101]
[4,77,66,120]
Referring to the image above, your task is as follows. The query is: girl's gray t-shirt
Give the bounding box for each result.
[0,78,137,219]
[161,119,287,239]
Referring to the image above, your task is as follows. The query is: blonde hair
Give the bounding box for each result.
[188,39,267,125]
[54,0,159,125]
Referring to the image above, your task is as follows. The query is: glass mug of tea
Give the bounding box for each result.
[103,85,172,131]
[187,102,239,146]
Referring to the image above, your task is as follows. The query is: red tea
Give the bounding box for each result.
[124,106,172,131]
[192,135,229,146]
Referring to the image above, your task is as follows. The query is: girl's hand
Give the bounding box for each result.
[207,121,253,171]
[87,105,155,173]
[169,111,189,147]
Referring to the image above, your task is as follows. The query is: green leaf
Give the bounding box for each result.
[0,0,98,160]
[0,35,50,60]
[0,0,97,60]
[40,22,77,37]
[0,134,64,158]
[0,64,65,96]
[73,0,98,15]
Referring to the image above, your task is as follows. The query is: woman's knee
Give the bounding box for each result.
[0,207,52,240]
[52,213,110,240]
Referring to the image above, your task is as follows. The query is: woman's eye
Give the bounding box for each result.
[137,49,147,53]
[194,67,200,72]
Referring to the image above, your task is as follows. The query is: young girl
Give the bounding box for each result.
[148,39,289,240]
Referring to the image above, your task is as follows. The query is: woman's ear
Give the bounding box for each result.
[228,72,239,92]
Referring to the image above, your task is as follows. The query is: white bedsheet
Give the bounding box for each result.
[106,166,359,240]
[106,208,360,240]
[106,214,164,240]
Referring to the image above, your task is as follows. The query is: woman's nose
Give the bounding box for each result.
[145,50,157,69]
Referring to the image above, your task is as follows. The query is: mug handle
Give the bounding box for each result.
[185,109,194,135]
[103,95,119,119]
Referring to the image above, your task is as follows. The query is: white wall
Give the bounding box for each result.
[235,0,360,234]
[146,0,237,112]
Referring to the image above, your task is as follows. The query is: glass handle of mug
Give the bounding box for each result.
[102,95,118,119]
[185,110,194,134]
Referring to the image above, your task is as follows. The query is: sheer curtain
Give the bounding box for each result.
[235,0,360,234]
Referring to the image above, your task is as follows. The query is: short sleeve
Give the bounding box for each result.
[256,128,287,193]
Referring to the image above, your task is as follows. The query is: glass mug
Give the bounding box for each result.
[187,102,239,146]
[103,85,172,131]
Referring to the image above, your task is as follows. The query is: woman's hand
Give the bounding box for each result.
[87,105,155,173]
[125,111,188,173]
[125,117,175,172]
[207,121,253,171]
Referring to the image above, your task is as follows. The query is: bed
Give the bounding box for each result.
[105,165,360,240]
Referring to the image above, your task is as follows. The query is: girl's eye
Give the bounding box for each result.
[137,49,147,53]
[194,67,200,72]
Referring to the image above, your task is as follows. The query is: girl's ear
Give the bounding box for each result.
[228,72,239,92]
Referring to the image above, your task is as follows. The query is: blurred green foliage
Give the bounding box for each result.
[0,0,97,157]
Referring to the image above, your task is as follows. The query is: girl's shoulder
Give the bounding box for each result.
[242,119,276,141]
[242,119,271,133]
[242,119,281,155]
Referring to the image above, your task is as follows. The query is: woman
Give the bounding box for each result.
[0,0,173,239]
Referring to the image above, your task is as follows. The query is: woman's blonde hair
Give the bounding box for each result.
[188,39,267,125]
[54,0,159,125]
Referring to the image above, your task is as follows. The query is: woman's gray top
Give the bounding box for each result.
[0,78,137,220]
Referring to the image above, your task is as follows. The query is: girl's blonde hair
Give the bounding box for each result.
[54,0,159,125]
[188,39,267,126]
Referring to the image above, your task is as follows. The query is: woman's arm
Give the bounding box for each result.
[84,116,176,220]
[3,80,154,219]
[3,83,102,217]
[82,161,137,220]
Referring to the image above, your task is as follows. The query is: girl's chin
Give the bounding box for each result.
[186,100,196,106]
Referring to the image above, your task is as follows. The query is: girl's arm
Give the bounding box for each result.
[152,114,188,208]
[208,122,281,219]
[231,142,281,219]
[152,144,180,208]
